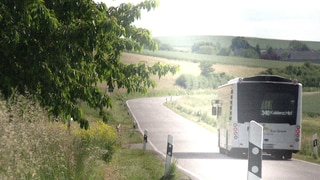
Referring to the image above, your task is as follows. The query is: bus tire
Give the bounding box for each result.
[219,147,226,154]
[274,152,292,160]
[228,148,247,158]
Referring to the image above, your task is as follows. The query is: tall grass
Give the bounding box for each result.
[299,116,320,155]
[0,93,117,179]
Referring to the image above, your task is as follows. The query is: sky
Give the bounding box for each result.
[96,0,320,41]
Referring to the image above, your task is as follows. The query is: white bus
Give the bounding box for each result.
[212,75,302,159]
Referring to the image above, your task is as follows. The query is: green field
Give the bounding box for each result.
[138,50,304,68]
[303,92,320,115]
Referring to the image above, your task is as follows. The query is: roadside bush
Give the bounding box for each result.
[75,121,117,163]
[175,74,208,90]
[175,72,232,90]
[207,72,233,89]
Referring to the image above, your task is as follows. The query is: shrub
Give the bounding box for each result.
[192,41,217,55]
[75,121,117,163]
[175,72,232,90]
[161,161,178,180]
[175,74,206,90]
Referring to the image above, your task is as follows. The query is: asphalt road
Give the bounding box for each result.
[127,97,320,180]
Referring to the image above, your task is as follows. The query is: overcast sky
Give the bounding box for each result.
[96,0,320,41]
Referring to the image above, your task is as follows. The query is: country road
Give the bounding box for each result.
[127,97,320,180]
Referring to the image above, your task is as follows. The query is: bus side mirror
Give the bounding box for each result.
[212,107,217,115]
[211,99,222,116]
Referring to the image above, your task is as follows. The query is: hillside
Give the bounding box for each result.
[154,35,320,50]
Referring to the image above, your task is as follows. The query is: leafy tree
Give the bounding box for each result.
[267,46,274,54]
[255,44,261,56]
[230,37,252,50]
[230,37,259,59]
[192,41,216,54]
[199,61,214,76]
[0,0,178,126]
[289,40,311,51]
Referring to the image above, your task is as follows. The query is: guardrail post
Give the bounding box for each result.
[133,121,137,129]
[247,120,263,180]
[165,134,174,176]
[143,129,148,151]
[116,124,121,133]
[313,133,318,159]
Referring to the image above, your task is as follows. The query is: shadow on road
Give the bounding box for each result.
[173,152,232,159]
[173,152,293,161]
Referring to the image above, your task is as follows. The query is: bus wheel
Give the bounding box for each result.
[219,147,226,154]
[274,152,292,160]
[228,149,247,158]
[283,153,292,160]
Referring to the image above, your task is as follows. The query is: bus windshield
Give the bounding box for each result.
[237,83,299,125]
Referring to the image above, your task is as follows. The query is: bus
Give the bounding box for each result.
[212,75,302,159]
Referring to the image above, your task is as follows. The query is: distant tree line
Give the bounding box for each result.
[153,39,174,51]
[191,41,219,55]
[175,61,233,89]
[188,37,312,60]
[154,37,314,61]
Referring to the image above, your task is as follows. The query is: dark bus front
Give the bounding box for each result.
[237,82,299,125]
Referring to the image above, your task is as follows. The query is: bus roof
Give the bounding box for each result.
[226,75,297,85]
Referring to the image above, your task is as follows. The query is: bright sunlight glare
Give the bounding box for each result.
[96,0,320,41]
